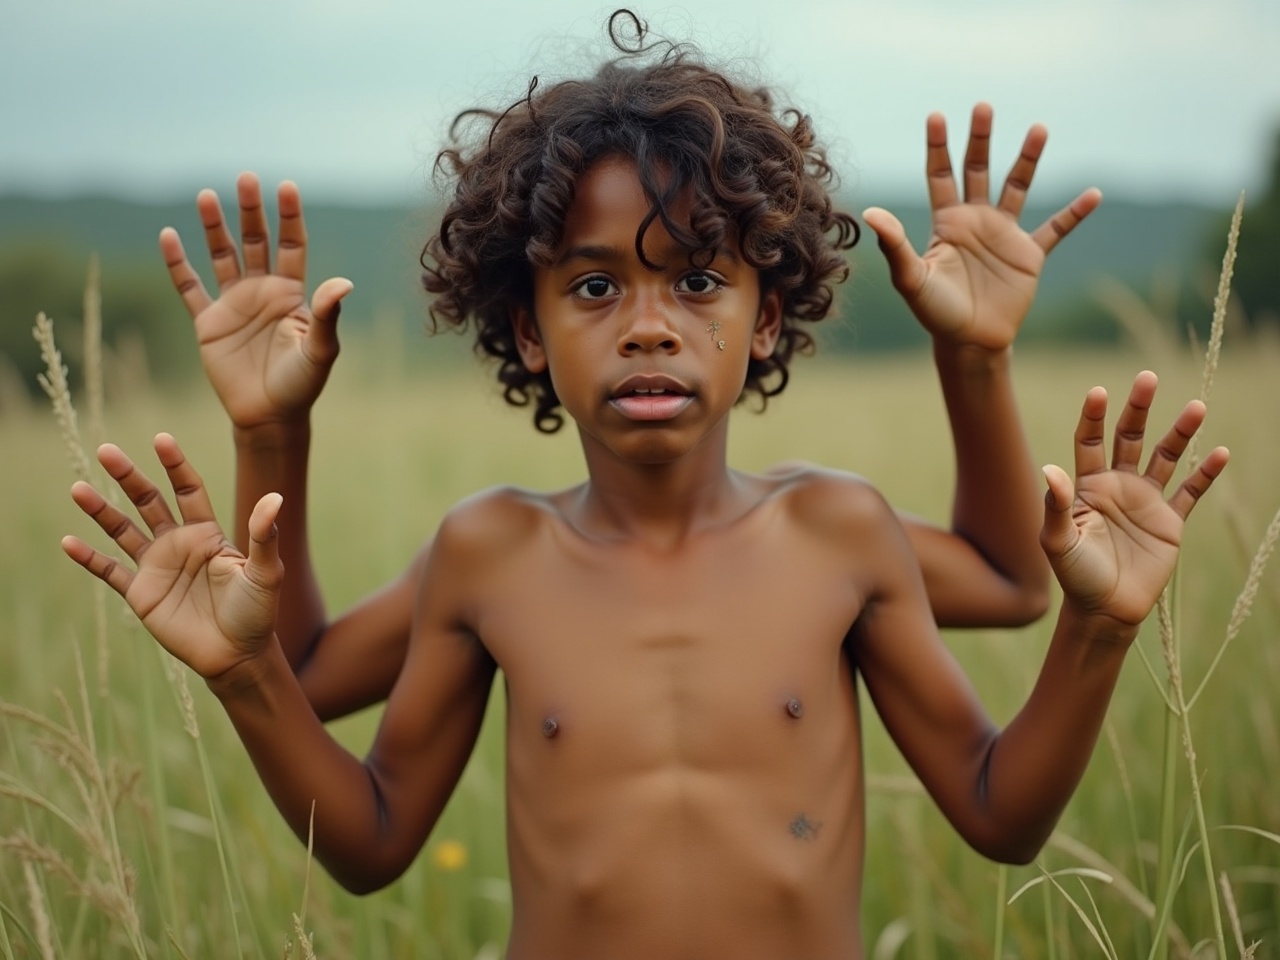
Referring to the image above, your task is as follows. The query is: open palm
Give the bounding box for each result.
[61,435,285,680]
[160,173,352,429]
[864,104,1102,351]
[1040,373,1229,627]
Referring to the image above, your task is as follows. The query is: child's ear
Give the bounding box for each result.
[750,288,783,361]
[511,304,548,374]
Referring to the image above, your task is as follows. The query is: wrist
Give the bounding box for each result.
[205,640,290,704]
[932,339,1014,376]
[233,419,312,452]
[1056,597,1143,650]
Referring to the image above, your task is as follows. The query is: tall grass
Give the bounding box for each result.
[1,229,1277,956]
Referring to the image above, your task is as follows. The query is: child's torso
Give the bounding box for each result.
[468,471,876,959]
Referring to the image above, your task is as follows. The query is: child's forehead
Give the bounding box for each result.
[553,157,740,267]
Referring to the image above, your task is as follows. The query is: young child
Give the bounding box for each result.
[150,15,1107,724]
[62,13,1228,959]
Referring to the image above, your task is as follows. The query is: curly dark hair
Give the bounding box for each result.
[421,9,860,433]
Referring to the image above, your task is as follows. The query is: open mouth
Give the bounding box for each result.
[609,380,694,421]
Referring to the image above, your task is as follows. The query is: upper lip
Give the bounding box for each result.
[609,373,693,399]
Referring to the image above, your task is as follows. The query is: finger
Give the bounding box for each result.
[61,535,135,597]
[158,227,213,319]
[861,208,926,298]
[1143,398,1206,488]
[1030,188,1103,255]
[924,112,959,210]
[306,277,353,367]
[96,443,178,537]
[1167,446,1229,520]
[197,188,242,289]
[275,180,308,281]
[1038,463,1078,559]
[152,433,219,525]
[1074,385,1109,478]
[1110,370,1158,472]
[995,123,1047,217]
[69,480,151,561]
[962,102,993,204]
[245,492,285,592]
[237,172,271,276]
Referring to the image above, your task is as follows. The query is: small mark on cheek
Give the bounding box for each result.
[542,717,560,739]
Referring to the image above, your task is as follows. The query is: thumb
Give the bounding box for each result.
[862,207,924,297]
[1038,464,1077,560]
[244,492,285,592]
[307,277,353,362]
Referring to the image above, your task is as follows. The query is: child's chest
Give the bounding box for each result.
[474,522,868,766]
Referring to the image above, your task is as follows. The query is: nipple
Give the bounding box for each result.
[542,717,560,739]
[785,698,804,720]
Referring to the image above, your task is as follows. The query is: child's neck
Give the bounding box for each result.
[570,425,756,548]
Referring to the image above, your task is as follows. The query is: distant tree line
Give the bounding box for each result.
[2,138,1276,405]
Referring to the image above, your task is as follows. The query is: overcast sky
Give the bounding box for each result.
[3,0,1277,209]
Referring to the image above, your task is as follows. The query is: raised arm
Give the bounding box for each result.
[61,436,495,891]
[864,104,1103,628]
[853,373,1227,862]
[163,175,421,716]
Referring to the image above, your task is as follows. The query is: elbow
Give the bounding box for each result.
[339,875,393,897]
[983,838,1044,867]
[330,858,404,896]
[1006,582,1051,628]
[968,824,1052,866]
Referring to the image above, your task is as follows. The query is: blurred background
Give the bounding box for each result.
[2,0,1278,395]
[3,3,1279,957]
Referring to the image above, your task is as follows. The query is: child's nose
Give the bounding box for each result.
[616,292,683,355]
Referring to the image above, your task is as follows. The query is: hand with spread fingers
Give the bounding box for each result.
[60,435,285,679]
[160,173,353,430]
[863,102,1102,351]
[1040,372,1230,629]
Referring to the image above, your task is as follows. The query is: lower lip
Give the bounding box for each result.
[610,394,694,421]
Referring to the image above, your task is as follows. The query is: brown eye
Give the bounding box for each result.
[574,276,617,300]
[676,272,722,295]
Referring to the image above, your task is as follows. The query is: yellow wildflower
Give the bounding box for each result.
[433,839,468,872]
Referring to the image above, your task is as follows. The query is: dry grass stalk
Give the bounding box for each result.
[1200,193,1245,406]
[0,662,146,954]
[1188,503,1280,710]
[164,656,201,740]
[1046,831,1191,959]
[83,253,105,449]
[32,312,93,483]
[21,860,56,960]
[1217,872,1248,958]
[292,914,318,960]
[1188,193,1244,471]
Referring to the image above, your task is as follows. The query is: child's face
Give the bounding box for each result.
[513,155,781,464]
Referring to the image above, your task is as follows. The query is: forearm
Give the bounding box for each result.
[208,643,415,891]
[931,341,1050,624]
[233,421,326,667]
[973,602,1133,861]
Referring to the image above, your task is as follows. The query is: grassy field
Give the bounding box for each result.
[1,311,1278,957]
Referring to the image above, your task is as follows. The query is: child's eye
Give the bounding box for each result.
[675,272,723,295]
[571,276,618,300]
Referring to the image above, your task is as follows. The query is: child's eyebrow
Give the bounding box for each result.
[553,242,741,269]
[554,244,624,268]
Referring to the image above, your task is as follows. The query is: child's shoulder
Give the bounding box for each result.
[760,461,899,541]
[433,484,564,558]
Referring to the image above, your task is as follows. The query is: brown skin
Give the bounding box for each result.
[155,104,1099,721]
[66,155,1228,959]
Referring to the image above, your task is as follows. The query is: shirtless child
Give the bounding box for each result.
[61,14,1228,960]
